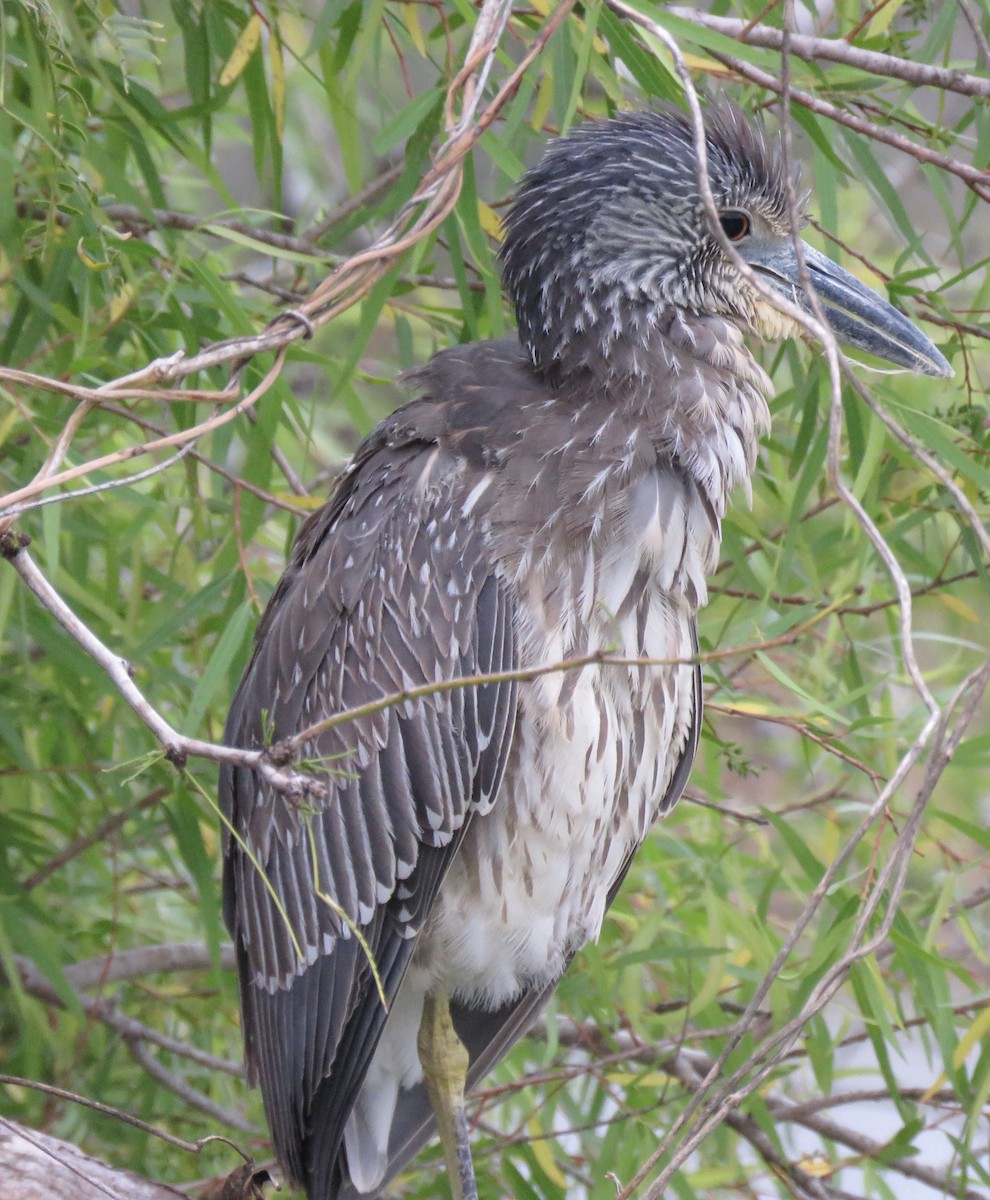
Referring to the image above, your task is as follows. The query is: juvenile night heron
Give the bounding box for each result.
[220,105,949,1200]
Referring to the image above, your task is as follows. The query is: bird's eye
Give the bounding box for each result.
[718,210,751,241]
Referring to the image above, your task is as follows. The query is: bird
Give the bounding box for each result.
[219,103,950,1200]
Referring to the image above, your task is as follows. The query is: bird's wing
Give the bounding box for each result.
[219,429,517,1192]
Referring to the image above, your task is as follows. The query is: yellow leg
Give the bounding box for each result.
[417,991,478,1200]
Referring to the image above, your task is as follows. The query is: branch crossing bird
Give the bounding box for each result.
[220,103,950,1200]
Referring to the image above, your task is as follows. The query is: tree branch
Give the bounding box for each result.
[765,1096,990,1200]
[700,46,990,200]
[0,540,324,802]
[667,8,990,98]
[7,956,245,1085]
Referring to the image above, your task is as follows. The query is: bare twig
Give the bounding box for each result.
[98,402,309,514]
[62,943,236,990]
[955,0,990,66]
[0,353,284,524]
[0,1079,247,1159]
[2,508,843,808]
[21,789,168,891]
[0,540,325,801]
[3,441,198,518]
[765,1095,990,1200]
[304,161,404,243]
[109,205,328,258]
[672,1065,835,1200]
[850,378,990,563]
[0,365,239,405]
[7,956,244,1081]
[275,596,838,757]
[122,1039,251,1133]
[699,48,990,200]
[666,8,990,99]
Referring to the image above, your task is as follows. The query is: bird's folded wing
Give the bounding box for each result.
[219,433,518,1185]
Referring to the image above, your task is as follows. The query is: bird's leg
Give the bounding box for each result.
[417,990,477,1200]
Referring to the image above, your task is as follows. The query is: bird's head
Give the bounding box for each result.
[499,105,951,382]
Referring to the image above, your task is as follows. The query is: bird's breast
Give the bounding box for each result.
[415,466,706,1007]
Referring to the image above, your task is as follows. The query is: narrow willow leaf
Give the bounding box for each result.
[218,13,262,87]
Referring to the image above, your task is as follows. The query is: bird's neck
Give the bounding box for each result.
[647,310,772,516]
[549,310,772,519]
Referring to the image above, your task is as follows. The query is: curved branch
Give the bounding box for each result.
[0,0,573,526]
[0,351,286,523]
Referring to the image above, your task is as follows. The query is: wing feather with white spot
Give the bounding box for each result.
[219,428,516,1189]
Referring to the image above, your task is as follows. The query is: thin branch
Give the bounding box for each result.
[7,955,244,1081]
[0,540,324,802]
[274,598,836,757]
[304,161,404,244]
[667,8,990,99]
[956,0,990,66]
[711,567,987,619]
[21,788,168,891]
[63,943,236,991]
[699,48,990,200]
[0,352,285,524]
[683,792,770,825]
[2,516,840,806]
[765,1095,990,1200]
[19,197,334,259]
[826,402,937,710]
[779,1086,974,1121]
[707,702,882,785]
[99,402,308,515]
[0,365,239,405]
[3,441,198,519]
[0,1079,246,1160]
[110,206,329,258]
[850,379,990,564]
[525,1007,987,1199]
[122,1039,251,1133]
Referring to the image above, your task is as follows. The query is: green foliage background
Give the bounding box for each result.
[1,2,988,1197]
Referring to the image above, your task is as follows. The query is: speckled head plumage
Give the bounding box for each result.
[499,104,950,382]
[499,104,800,378]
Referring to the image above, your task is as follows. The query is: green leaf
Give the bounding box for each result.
[165,790,223,969]
[183,599,253,735]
